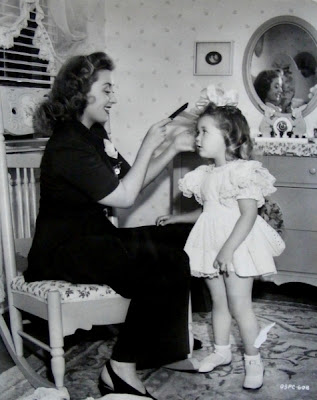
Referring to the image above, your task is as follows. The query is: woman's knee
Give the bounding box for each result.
[164,264,191,293]
[160,250,191,285]
[137,264,190,297]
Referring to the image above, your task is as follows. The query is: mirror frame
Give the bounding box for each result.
[243,15,317,117]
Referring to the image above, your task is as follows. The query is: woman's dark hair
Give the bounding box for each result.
[33,52,115,135]
[198,103,253,160]
[253,69,282,103]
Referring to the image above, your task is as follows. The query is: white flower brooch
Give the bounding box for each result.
[103,138,118,159]
[103,139,122,175]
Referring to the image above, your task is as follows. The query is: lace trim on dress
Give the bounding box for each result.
[191,270,219,278]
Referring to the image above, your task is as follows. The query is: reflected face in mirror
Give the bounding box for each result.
[248,21,317,115]
[266,76,283,106]
[254,69,283,108]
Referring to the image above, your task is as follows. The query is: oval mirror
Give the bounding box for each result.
[243,16,317,117]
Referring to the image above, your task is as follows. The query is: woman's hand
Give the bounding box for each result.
[142,118,172,153]
[213,245,234,276]
[172,130,196,153]
[156,214,179,226]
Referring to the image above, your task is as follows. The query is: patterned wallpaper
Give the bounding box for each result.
[103,0,317,227]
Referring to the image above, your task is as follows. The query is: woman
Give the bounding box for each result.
[24,52,195,399]
[253,69,283,111]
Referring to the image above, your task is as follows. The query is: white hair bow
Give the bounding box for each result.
[195,84,239,110]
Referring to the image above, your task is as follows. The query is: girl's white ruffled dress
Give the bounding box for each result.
[179,159,285,278]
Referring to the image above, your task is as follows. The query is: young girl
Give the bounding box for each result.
[157,102,285,390]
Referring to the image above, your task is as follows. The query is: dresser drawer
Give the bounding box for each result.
[271,187,317,231]
[265,156,317,186]
[276,230,317,274]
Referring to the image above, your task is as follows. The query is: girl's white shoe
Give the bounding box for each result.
[243,353,264,389]
[198,344,232,373]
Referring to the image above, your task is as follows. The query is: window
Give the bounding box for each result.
[0,0,56,88]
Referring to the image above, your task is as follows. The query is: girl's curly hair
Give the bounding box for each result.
[33,52,115,135]
[198,102,253,160]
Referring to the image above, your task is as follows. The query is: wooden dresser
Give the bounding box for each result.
[258,155,317,287]
[172,151,317,288]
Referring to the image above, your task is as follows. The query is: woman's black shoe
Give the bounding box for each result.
[98,375,114,395]
[99,360,157,399]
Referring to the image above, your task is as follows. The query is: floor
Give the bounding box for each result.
[1,280,316,375]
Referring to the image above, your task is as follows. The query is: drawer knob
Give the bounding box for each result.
[309,168,316,175]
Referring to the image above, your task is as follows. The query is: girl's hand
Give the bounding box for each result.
[213,246,234,276]
[142,118,172,152]
[173,130,196,153]
[156,214,178,226]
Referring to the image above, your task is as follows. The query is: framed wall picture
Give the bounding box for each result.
[194,41,234,76]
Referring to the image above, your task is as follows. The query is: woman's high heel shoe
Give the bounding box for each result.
[98,375,114,396]
[99,360,157,399]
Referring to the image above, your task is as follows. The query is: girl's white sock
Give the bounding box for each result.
[199,344,232,373]
[214,344,231,352]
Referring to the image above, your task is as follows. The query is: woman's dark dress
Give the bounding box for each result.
[25,120,192,368]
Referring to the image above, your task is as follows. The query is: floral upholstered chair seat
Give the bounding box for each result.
[11,275,120,303]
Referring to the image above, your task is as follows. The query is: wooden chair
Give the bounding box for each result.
[0,132,131,398]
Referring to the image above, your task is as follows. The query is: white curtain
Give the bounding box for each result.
[0,0,98,73]
[0,0,33,48]
[46,0,93,61]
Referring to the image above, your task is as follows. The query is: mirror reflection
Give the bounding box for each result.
[251,23,317,114]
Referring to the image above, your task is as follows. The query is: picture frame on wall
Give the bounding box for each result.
[194,41,234,76]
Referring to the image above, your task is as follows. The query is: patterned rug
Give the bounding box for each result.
[1,299,317,400]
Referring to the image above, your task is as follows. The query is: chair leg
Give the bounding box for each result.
[47,291,69,398]
[0,313,54,388]
[9,304,24,356]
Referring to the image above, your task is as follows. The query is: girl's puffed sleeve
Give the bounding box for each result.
[228,160,276,208]
[178,165,209,205]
